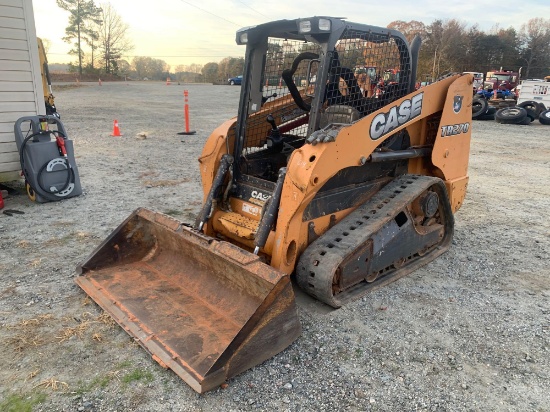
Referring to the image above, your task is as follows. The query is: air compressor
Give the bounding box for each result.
[14,115,82,203]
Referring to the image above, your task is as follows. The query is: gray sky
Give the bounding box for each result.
[33,0,550,68]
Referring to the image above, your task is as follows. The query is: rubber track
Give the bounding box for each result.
[296,174,454,308]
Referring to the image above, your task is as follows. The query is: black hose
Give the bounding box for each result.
[19,129,74,200]
[36,157,74,196]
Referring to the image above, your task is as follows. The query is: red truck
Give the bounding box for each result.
[485,69,521,91]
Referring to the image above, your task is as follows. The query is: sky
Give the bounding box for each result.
[32,0,550,69]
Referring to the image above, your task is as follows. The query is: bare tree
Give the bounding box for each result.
[387,20,427,43]
[201,62,219,83]
[519,18,550,78]
[174,64,185,82]
[97,3,133,75]
[217,57,244,81]
[439,20,468,72]
[117,59,131,78]
[418,19,468,81]
[186,63,203,74]
[131,56,169,80]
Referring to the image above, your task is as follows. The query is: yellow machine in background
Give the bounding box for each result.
[37,38,58,118]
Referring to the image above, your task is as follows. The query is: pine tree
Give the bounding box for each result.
[56,0,102,76]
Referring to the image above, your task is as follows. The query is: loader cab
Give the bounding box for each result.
[232,17,417,183]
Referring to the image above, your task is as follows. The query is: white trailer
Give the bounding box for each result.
[0,0,45,182]
[517,80,550,109]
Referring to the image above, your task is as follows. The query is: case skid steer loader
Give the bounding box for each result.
[76,17,472,393]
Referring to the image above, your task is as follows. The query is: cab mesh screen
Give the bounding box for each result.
[242,29,410,156]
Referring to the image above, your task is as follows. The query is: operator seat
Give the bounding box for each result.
[319,105,361,128]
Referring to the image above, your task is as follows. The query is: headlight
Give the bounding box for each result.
[318,19,331,31]
[239,32,248,44]
[299,20,312,33]
[299,18,332,34]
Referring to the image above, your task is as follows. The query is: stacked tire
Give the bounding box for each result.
[519,101,550,125]
[495,100,549,125]
[495,107,530,124]
[472,97,497,120]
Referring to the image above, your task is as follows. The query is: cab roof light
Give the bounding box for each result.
[300,18,331,34]
[318,18,331,31]
[299,20,312,33]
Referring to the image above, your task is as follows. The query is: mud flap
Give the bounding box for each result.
[75,208,301,393]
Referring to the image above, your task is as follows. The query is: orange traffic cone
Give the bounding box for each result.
[111,120,122,136]
[166,77,171,85]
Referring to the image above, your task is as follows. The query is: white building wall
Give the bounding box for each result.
[0,0,44,181]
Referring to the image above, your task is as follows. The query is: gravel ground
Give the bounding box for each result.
[0,82,548,412]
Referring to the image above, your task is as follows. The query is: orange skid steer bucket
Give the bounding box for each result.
[75,208,301,393]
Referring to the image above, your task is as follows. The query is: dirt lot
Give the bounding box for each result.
[0,82,548,411]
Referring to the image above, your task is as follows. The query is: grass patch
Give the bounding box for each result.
[55,311,116,343]
[15,314,54,328]
[6,332,44,352]
[56,321,92,342]
[95,375,112,388]
[75,367,126,394]
[0,312,116,350]
[74,373,114,395]
[122,368,154,385]
[5,314,55,352]
[96,311,116,327]
[116,360,132,369]
[66,362,130,395]
[0,393,46,412]
[0,312,116,354]
[74,380,92,396]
